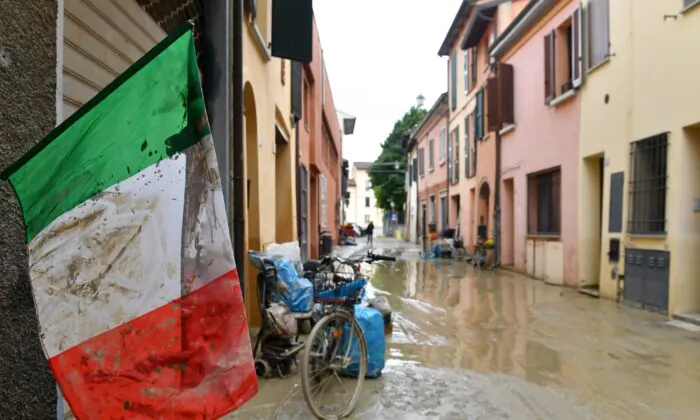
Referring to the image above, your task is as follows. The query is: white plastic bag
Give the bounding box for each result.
[266,302,297,338]
[266,241,302,273]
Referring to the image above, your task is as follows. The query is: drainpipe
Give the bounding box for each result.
[445,62,451,230]
[295,121,302,253]
[232,0,246,296]
[494,128,502,267]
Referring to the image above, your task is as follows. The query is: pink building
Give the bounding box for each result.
[489,0,582,286]
[407,93,449,241]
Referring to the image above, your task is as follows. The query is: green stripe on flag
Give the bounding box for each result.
[2,24,208,242]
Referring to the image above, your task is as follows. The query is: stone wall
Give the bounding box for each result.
[0,1,58,417]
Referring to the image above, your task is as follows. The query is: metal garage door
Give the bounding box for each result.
[623,248,670,313]
[61,0,166,120]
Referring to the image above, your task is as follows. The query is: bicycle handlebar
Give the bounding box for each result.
[321,251,397,265]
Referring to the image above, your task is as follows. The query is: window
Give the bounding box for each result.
[544,7,583,101]
[411,157,418,181]
[429,139,435,170]
[440,194,449,231]
[439,128,447,163]
[475,89,484,139]
[588,0,610,69]
[452,127,460,184]
[365,197,370,208]
[527,169,561,235]
[303,77,311,131]
[418,147,425,175]
[451,51,458,109]
[464,49,470,94]
[364,214,370,223]
[447,131,452,180]
[365,180,372,190]
[628,133,668,234]
[429,195,436,224]
[464,116,470,178]
[320,174,328,228]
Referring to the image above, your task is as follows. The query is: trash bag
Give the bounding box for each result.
[341,305,386,379]
[266,241,303,274]
[273,259,314,313]
[266,302,297,339]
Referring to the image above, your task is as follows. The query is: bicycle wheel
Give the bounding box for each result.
[301,310,368,419]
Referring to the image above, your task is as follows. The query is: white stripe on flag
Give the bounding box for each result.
[29,156,186,358]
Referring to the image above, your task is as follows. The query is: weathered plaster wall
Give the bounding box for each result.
[0,1,59,417]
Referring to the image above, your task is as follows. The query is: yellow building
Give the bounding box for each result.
[242,0,297,323]
[579,0,700,318]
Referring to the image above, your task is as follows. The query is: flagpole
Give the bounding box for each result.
[232,0,246,300]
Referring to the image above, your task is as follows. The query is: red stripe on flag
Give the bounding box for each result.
[49,269,258,419]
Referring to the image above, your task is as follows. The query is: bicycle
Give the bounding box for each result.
[300,251,396,419]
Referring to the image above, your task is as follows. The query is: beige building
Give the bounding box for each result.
[345,162,384,233]
[578,0,700,318]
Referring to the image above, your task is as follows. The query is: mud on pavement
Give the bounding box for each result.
[228,237,700,419]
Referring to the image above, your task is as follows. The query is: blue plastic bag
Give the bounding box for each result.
[273,260,313,313]
[341,305,386,379]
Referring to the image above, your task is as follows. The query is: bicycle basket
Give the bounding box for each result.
[313,276,368,303]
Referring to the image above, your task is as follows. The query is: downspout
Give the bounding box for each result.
[445,61,451,230]
[494,129,502,267]
[232,0,246,296]
[295,121,302,251]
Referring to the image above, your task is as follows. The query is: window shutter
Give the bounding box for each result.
[291,61,303,120]
[486,77,500,132]
[472,115,478,174]
[572,5,583,87]
[451,51,458,109]
[464,116,470,178]
[500,63,515,125]
[544,32,555,102]
[447,131,452,182]
[476,89,484,139]
[454,125,460,183]
[471,47,478,88]
[588,0,610,69]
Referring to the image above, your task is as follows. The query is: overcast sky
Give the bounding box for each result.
[313,0,463,165]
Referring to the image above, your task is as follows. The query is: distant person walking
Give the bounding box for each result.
[365,221,375,246]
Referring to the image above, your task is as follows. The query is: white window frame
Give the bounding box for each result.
[439,128,447,164]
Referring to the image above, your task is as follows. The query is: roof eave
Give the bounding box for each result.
[489,0,556,59]
[460,0,505,50]
[438,1,476,56]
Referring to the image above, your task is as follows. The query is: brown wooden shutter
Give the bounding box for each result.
[499,63,515,125]
[544,31,555,103]
[572,5,583,87]
[487,77,500,131]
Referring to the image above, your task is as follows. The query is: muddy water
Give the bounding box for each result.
[229,241,700,419]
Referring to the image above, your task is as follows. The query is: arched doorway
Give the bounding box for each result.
[478,180,490,240]
[243,82,260,325]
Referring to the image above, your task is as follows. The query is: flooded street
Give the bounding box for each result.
[229,238,700,419]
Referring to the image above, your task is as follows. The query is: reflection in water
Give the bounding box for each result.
[230,243,700,419]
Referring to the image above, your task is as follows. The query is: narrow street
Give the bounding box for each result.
[231,238,700,419]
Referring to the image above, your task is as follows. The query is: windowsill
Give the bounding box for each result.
[548,89,576,107]
[429,167,435,172]
[587,56,611,75]
[628,233,667,239]
[526,234,561,240]
[682,0,700,14]
[499,124,516,136]
[248,20,271,62]
[439,160,446,166]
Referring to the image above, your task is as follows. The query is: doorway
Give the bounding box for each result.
[243,82,260,325]
[580,154,604,295]
[299,165,309,262]
[503,178,515,266]
[478,181,491,240]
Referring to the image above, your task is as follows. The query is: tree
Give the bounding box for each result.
[369,106,427,212]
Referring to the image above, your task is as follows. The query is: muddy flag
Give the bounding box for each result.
[1,24,257,418]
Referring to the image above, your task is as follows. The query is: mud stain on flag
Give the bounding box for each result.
[28,157,186,358]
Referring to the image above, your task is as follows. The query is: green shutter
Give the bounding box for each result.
[464,116,470,178]
[451,51,457,109]
[454,125,460,182]
[475,90,484,139]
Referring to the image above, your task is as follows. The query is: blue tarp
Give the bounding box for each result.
[273,259,313,313]
[341,305,386,379]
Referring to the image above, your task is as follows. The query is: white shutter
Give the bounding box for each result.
[572,5,584,88]
[62,0,166,120]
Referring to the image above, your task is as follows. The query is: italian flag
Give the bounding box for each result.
[2,25,257,418]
